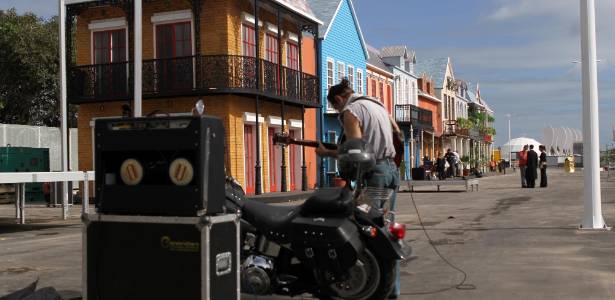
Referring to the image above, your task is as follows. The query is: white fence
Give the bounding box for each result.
[0,124,78,171]
[0,171,94,224]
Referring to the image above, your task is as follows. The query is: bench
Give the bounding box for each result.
[405,178,479,192]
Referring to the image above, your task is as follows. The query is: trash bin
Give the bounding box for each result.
[564,156,575,173]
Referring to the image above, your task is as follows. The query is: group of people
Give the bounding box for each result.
[517,144,548,188]
[434,149,461,179]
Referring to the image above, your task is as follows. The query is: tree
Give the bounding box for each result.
[0,9,75,127]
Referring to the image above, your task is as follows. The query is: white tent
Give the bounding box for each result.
[501,137,542,162]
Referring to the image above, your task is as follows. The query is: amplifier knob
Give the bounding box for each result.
[169,158,194,186]
[120,158,144,185]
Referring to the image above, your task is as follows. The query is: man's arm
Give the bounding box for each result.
[316,111,362,158]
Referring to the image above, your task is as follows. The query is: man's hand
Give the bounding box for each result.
[316,142,336,157]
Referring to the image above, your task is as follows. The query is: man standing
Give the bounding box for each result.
[526,145,539,188]
[445,149,455,178]
[518,145,528,188]
[316,79,400,298]
[539,145,548,187]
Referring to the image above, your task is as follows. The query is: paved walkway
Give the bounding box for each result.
[1,169,615,299]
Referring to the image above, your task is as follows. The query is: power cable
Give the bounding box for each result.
[401,191,476,296]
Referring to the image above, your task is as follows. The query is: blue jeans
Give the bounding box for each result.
[364,160,400,296]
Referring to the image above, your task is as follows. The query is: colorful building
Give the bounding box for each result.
[365,46,394,114]
[306,0,368,186]
[65,0,322,195]
[417,74,442,162]
[414,57,456,156]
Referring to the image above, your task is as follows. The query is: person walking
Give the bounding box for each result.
[539,145,548,187]
[316,79,400,298]
[526,145,539,188]
[518,145,528,188]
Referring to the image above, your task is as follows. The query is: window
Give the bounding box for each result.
[347,65,354,89]
[155,22,193,91]
[356,69,363,94]
[326,59,334,89]
[404,79,409,104]
[92,29,127,97]
[371,80,377,98]
[337,62,345,83]
[241,23,256,57]
[156,22,192,58]
[379,82,384,101]
[286,42,299,70]
[265,33,279,63]
[93,29,127,64]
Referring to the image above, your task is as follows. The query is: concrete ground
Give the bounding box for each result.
[1,169,615,299]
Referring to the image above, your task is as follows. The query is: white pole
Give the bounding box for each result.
[507,114,511,164]
[134,0,143,117]
[59,0,69,220]
[580,0,607,229]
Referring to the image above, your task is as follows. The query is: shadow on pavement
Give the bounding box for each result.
[0,222,77,235]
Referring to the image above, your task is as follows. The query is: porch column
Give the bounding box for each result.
[301,106,307,191]
[410,125,414,169]
[134,0,142,117]
[298,27,307,191]
[254,0,262,194]
[431,133,435,159]
[277,9,287,192]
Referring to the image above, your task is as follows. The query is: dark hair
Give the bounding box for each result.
[530,145,534,149]
[327,78,354,103]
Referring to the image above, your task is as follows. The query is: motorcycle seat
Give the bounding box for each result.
[242,200,299,242]
[301,187,353,217]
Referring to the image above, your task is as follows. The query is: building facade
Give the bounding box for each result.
[417,74,442,163]
[66,0,322,195]
[365,46,394,114]
[307,0,368,186]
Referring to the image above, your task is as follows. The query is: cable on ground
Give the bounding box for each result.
[401,191,477,296]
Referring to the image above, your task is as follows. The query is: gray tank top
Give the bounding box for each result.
[339,94,396,159]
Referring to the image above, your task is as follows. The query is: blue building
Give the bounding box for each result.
[306,0,369,186]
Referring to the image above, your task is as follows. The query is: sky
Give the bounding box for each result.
[2,0,615,147]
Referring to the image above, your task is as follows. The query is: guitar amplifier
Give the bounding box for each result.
[94,116,225,216]
[83,213,240,300]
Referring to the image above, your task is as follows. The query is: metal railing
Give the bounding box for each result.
[0,171,94,224]
[395,104,433,128]
[69,55,320,106]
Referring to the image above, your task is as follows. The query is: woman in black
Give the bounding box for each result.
[539,145,548,187]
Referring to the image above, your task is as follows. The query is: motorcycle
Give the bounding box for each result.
[224,139,411,299]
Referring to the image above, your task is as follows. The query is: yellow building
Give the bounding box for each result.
[66,0,322,194]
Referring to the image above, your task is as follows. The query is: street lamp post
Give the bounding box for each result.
[579,0,608,230]
[506,113,511,167]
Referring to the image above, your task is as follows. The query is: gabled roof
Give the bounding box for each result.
[365,45,390,73]
[305,0,369,58]
[414,57,450,89]
[274,0,323,25]
[379,45,416,63]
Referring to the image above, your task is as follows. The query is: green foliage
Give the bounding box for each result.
[456,117,472,129]
[0,9,76,127]
[487,115,495,123]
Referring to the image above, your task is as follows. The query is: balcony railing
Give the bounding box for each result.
[395,104,433,129]
[69,55,320,107]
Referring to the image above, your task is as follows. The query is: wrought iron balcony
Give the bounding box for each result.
[69,55,320,107]
[395,104,433,129]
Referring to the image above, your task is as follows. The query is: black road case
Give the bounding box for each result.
[82,213,240,300]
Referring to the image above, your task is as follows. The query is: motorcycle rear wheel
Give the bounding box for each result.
[317,248,396,300]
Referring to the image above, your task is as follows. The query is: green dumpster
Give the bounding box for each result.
[0,147,50,202]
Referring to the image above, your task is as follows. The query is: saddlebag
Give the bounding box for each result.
[290,217,363,282]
